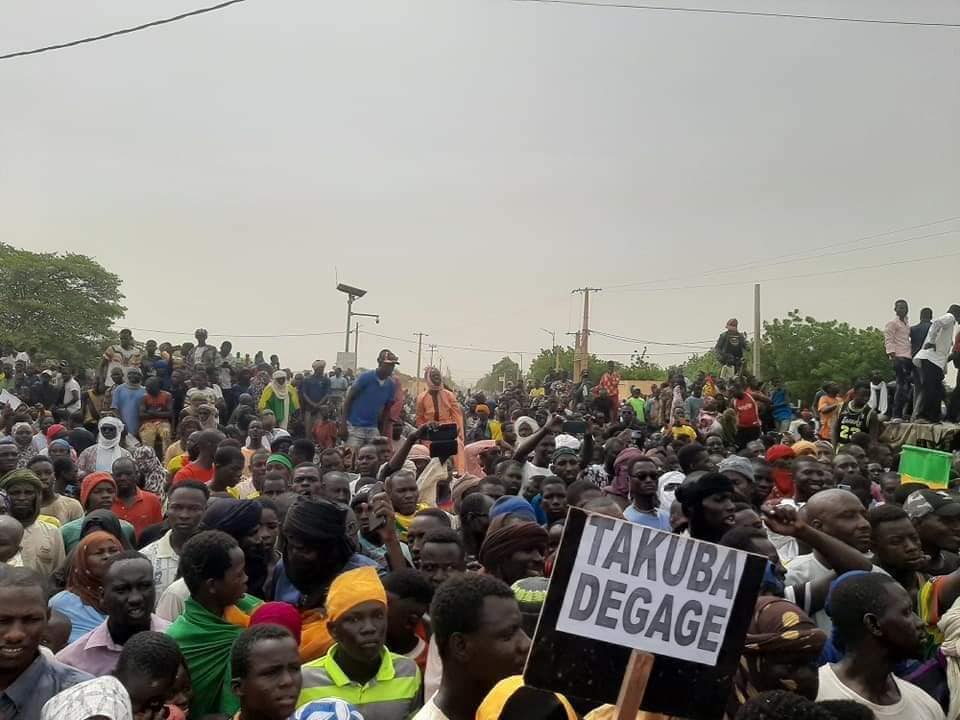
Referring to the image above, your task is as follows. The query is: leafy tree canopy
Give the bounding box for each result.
[755,310,889,405]
[0,244,126,370]
[475,356,521,393]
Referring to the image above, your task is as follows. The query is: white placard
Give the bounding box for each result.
[556,514,746,666]
[0,390,21,410]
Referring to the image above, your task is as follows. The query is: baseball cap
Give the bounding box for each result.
[377,349,399,365]
[903,489,960,520]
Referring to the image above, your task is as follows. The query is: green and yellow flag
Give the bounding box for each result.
[899,445,953,489]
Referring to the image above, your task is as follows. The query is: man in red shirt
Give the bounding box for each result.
[594,361,622,423]
[731,380,762,449]
[110,456,163,540]
[172,430,223,487]
[139,377,174,456]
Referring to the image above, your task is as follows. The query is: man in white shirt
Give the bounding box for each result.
[817,572,944,719]
[913,305,960,423]
[56,367,82,417]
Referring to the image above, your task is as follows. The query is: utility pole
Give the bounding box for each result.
[571,287,601,379]
[428,344,437,368]
[753,283,761,378]
[354,322,360,357]
[413,332,428,396]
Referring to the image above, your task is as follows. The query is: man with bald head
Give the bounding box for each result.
[786,488,877,631]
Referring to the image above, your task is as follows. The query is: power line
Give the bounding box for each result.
[510,0,960,27]
[0,0,249,61]
[592,330,713,350]
[603,248,960,294]
[605,215,960,291]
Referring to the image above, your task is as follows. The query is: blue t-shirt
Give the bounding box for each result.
[347,370,396,429]
[111,384,146,435]
[623,505,672,531]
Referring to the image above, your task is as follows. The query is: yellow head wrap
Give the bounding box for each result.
[325,566,386,624]
[476,676,577,720]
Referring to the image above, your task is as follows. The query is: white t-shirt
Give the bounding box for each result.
[62,378,82,414]
[412,697,450,720]
[817,663,944,719]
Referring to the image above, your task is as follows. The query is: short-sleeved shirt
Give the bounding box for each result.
[111,489,163,538]
[0,652,92,720]
[347,371,396,429]
[111,384,146,435]
[299,646,422,720]
[141,530,181,600]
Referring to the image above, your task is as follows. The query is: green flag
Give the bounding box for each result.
[899,445,952,489]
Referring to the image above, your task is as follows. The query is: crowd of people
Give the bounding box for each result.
[1,304,960,720]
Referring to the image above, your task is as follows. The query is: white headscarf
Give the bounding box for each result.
[515,416,539,438]
[95,416,125,472]
[657,470,685,509]
[270,370,289,400]
[41,676,132,720]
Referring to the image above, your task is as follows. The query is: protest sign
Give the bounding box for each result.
[525,507,765,720]
[0,390,21,410]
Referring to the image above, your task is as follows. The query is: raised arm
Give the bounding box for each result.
[763,504,871,611]
[378,424,433,480]
[513,413,559,463]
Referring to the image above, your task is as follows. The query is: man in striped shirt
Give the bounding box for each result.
[298,567,421,720]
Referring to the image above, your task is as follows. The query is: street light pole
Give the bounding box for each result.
[540,328,559,372]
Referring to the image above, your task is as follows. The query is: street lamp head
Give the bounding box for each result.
[337,283,367,298]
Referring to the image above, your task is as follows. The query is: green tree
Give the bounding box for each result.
[0,244,126,369]
[527,346,665,385]
[476,356,521,393]
[672,350,723,379]
[755,310,889,405]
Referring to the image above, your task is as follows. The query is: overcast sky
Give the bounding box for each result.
[3,0,959,385]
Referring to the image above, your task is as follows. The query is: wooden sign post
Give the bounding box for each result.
[614,651,655,720]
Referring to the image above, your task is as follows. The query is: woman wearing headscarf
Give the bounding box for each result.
[132,444,167,497]
[49,530,123,642]
[258,371,300,430]
[60,474,137,553]
[416,366,466,473]
[77,417,131,475]
[10,421,39,468]
[725,597,826,719]
[41,437,78,464]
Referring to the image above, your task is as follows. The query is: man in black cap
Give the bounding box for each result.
[339,349,399,449]
[905,488,960,575]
